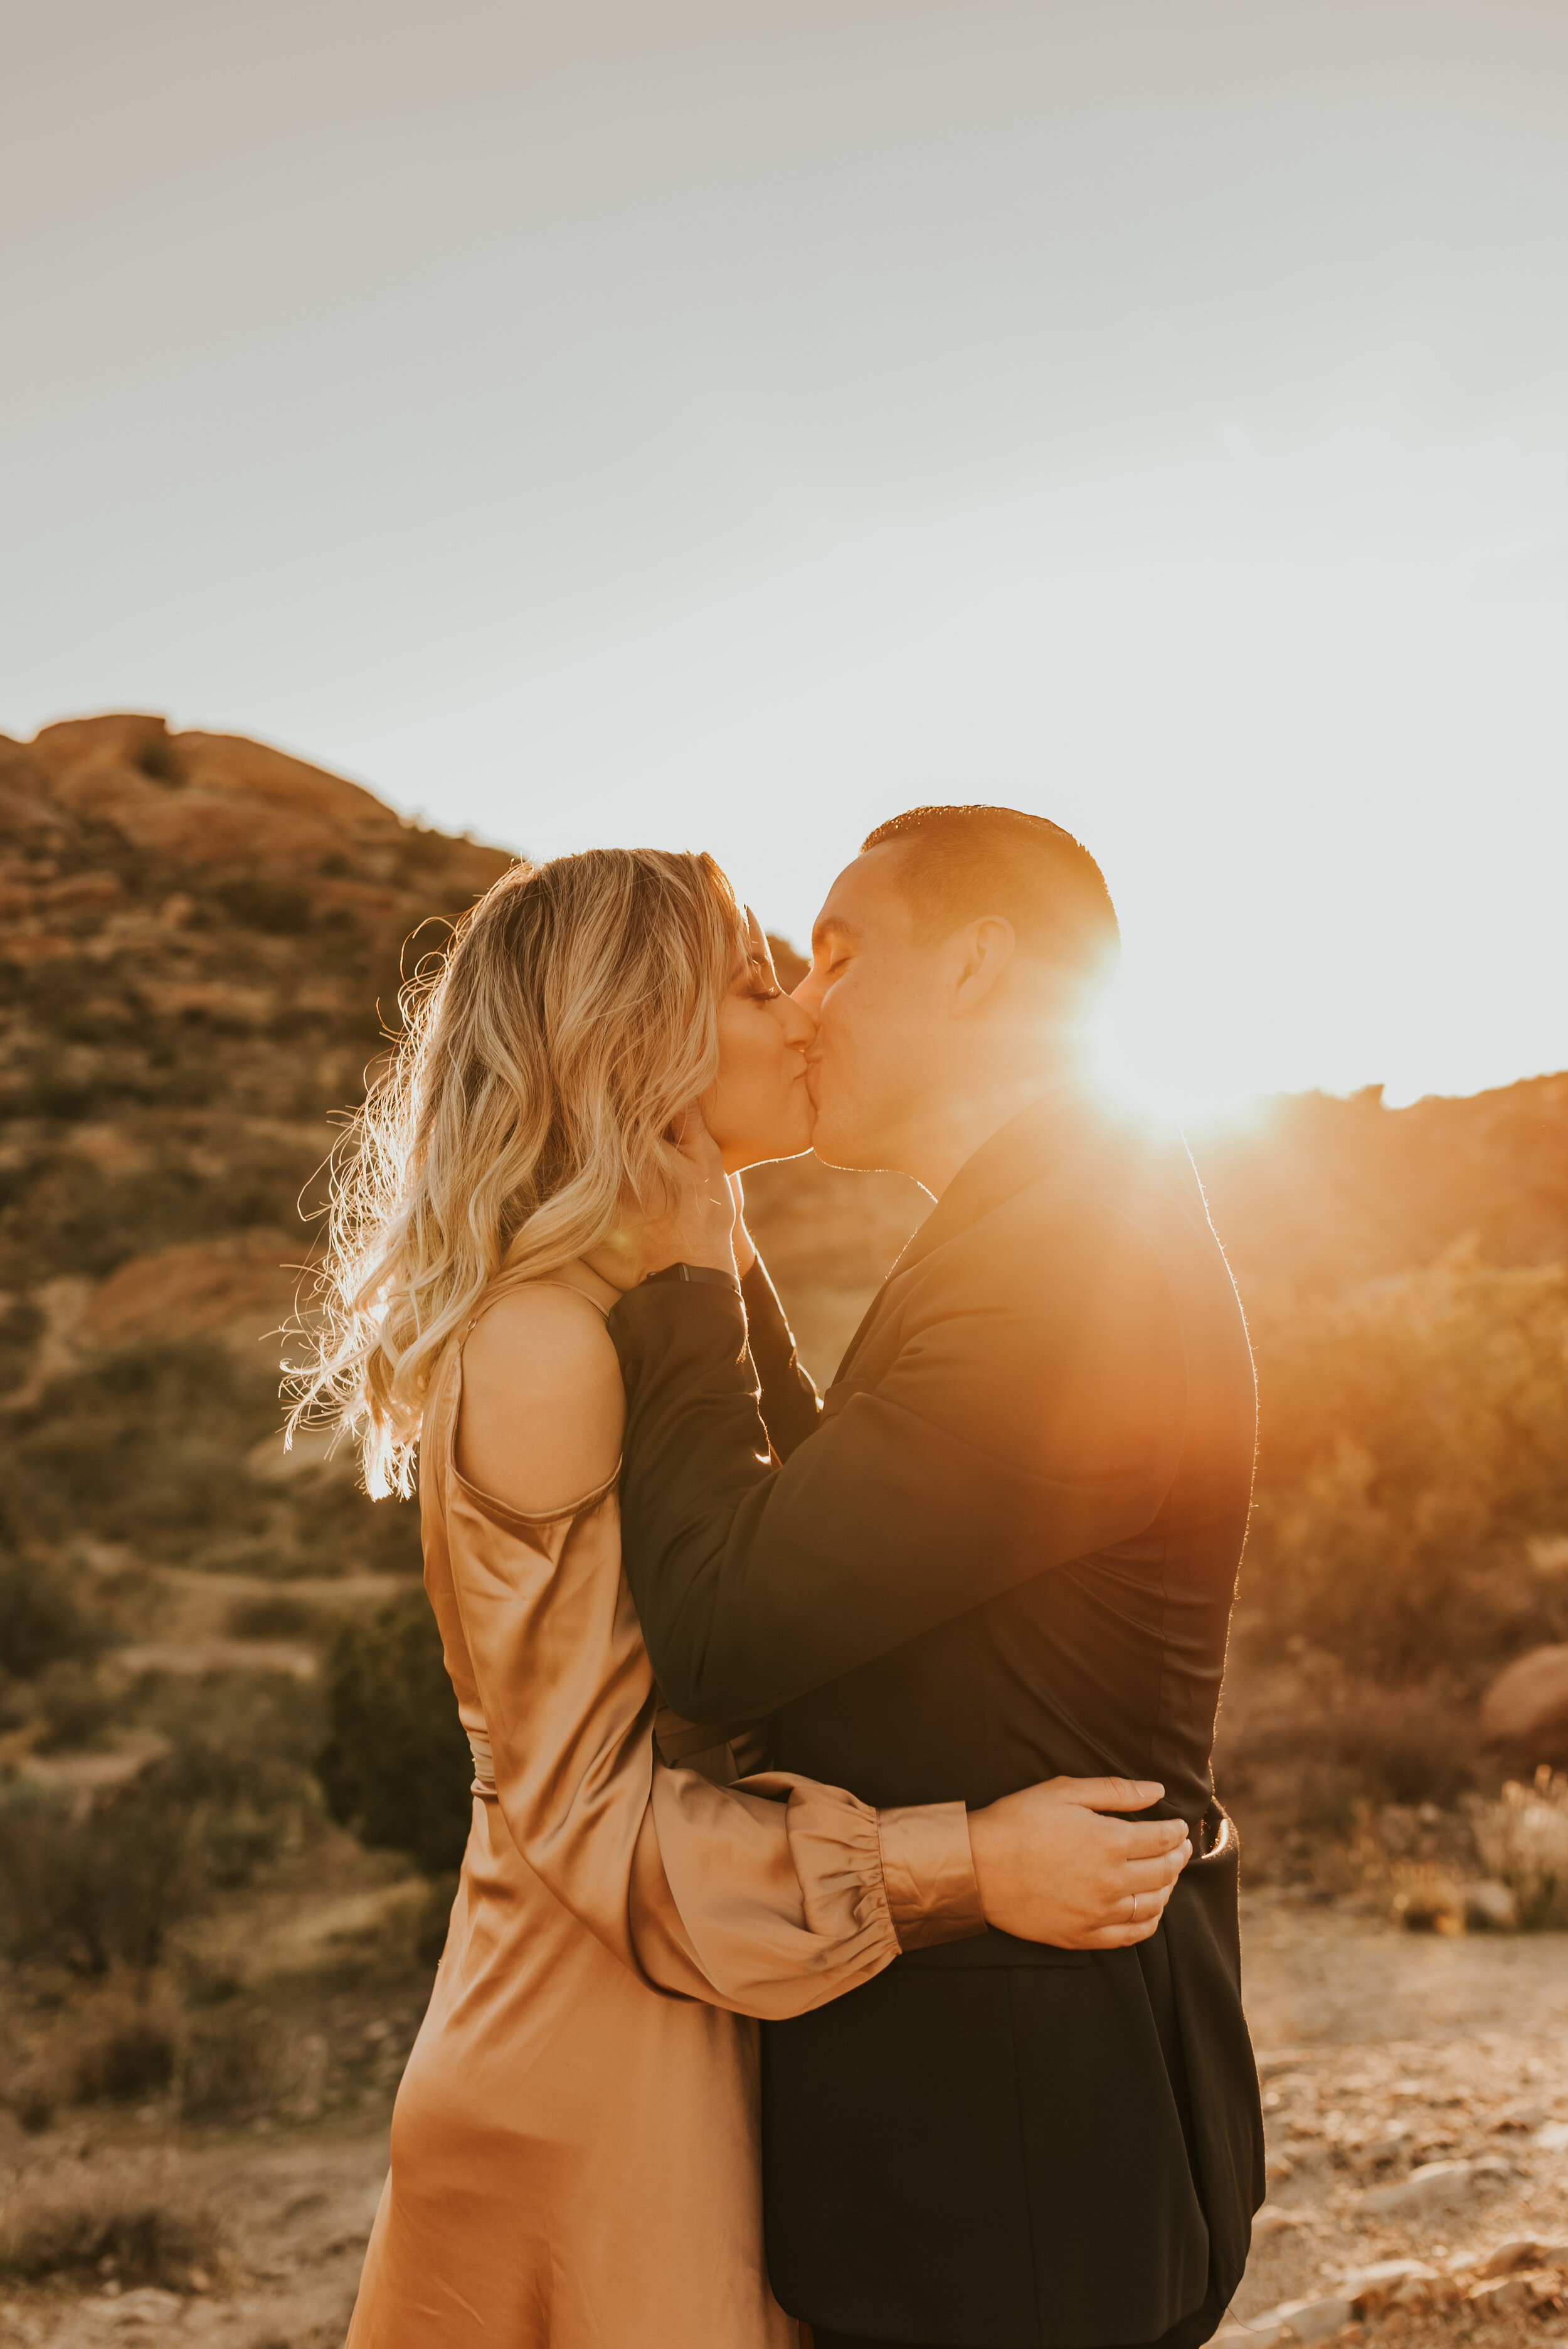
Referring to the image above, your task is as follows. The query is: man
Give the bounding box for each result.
[608,806,1264,2349]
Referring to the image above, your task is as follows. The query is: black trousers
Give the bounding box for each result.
[810,2279,1227,2349]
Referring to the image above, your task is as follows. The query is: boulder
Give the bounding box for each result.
[1465,1878,1520,1930]
[1252,2204,1311,2240]
[1362,2155,1509,2216]
[22,713,508,907]
[1340,2261,1437,2315]
[1475,2239,1568,2278]
[31,713,398,871]
[83,1230,302,1359]
[1480,1645,1568,1764]
[1246,2295,1354,2345]
[1467,2272,1560,2316]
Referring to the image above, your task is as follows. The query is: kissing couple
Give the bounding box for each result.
[304,803,1265,2349]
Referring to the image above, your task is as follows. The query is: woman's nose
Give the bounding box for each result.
[775,989,817,1047]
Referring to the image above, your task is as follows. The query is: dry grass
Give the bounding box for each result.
[1472,1767,1568,1928]
[0,2175,221,2288]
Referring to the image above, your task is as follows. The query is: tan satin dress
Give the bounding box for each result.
[347,1289,978,2349]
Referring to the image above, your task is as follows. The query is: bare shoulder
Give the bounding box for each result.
[456,1285,625,1516]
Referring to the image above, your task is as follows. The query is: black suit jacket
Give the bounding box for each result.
[609,1091,1264,2349]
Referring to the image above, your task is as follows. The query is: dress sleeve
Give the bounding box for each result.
[443,1469,982,2021]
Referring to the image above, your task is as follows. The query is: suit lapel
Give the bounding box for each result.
[825,1085,1092,1391]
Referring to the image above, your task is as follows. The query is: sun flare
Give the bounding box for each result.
[1086,976,1269,1137]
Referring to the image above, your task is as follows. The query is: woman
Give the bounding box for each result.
[293,849,1189,2348]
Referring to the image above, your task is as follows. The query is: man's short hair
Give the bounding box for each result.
[861,805,1120,978]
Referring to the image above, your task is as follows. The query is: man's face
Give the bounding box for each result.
[793,846,948,1172]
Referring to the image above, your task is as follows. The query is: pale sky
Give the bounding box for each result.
[4,1,1565,1116]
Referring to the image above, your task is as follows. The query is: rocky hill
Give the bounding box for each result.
[1,715,517,1621]
[0,711,510,1296]
[1197,1074,1568,1298]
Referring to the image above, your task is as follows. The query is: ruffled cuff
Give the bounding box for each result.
[877,1801,987,1951]
[771,1775,902,1960]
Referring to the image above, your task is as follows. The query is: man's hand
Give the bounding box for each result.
[967,1777,1192,1949]
[588,1105,738,1290]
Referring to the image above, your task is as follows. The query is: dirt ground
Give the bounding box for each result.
[1230,1894,1568,2342]
[4,1893,1568,2348]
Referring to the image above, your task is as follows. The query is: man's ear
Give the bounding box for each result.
[950,917,1016,1019]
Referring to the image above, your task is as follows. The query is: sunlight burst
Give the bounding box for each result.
[1086,974,1270,1137]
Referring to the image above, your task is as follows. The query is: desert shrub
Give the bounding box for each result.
[74,2016,179,2102]
[2,1978,185,2121]
[1325,1678,1483,1806]
[287,1471,425,1578]
[0,2183,219,2286]
[1229,1670,1479,1806]
[0,1556,112,1677]
[319,1591,472,1875]
[214,876,312,934]
[137,1673,326,1887]
[3,1340,272,1551]
[1470,1768,1568,1929]
[225,1592,314,1639]
[0,1337,423,1579]
[179,2003,279,2119]
[1244,1248,1568,1679]
[0,1293,41,1395]
[0,1675,329,1970]
[415,1873,460,1966]
[32,1657,111,1751]
[140,1667,324,1787]
[12,1153,290,1281]
[1212,1656,1489,1872]
[0,1773,199,1973]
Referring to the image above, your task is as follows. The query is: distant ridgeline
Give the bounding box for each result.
[1197,1075,1568,1296]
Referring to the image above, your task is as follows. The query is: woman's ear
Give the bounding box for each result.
[951,916,1017,1018]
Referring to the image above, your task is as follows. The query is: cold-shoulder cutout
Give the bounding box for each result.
[455,1280,625,1520]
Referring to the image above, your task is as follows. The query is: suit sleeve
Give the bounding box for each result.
[741,1254,822,1459]
[443,1477,983,2019]
[610,1196,1188,1721]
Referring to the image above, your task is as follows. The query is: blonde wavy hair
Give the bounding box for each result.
[289,847,746,1498]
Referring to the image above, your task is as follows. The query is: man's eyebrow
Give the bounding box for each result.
[810,914,862,952]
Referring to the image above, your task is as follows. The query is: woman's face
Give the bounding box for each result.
[701,908,817,1171]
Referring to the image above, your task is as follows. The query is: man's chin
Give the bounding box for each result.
[806,1091,876,1173]
[808,1123,869,1174]
[740,1123,816,1169]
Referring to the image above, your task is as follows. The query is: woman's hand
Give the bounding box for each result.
[966,1778,1192,1949]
